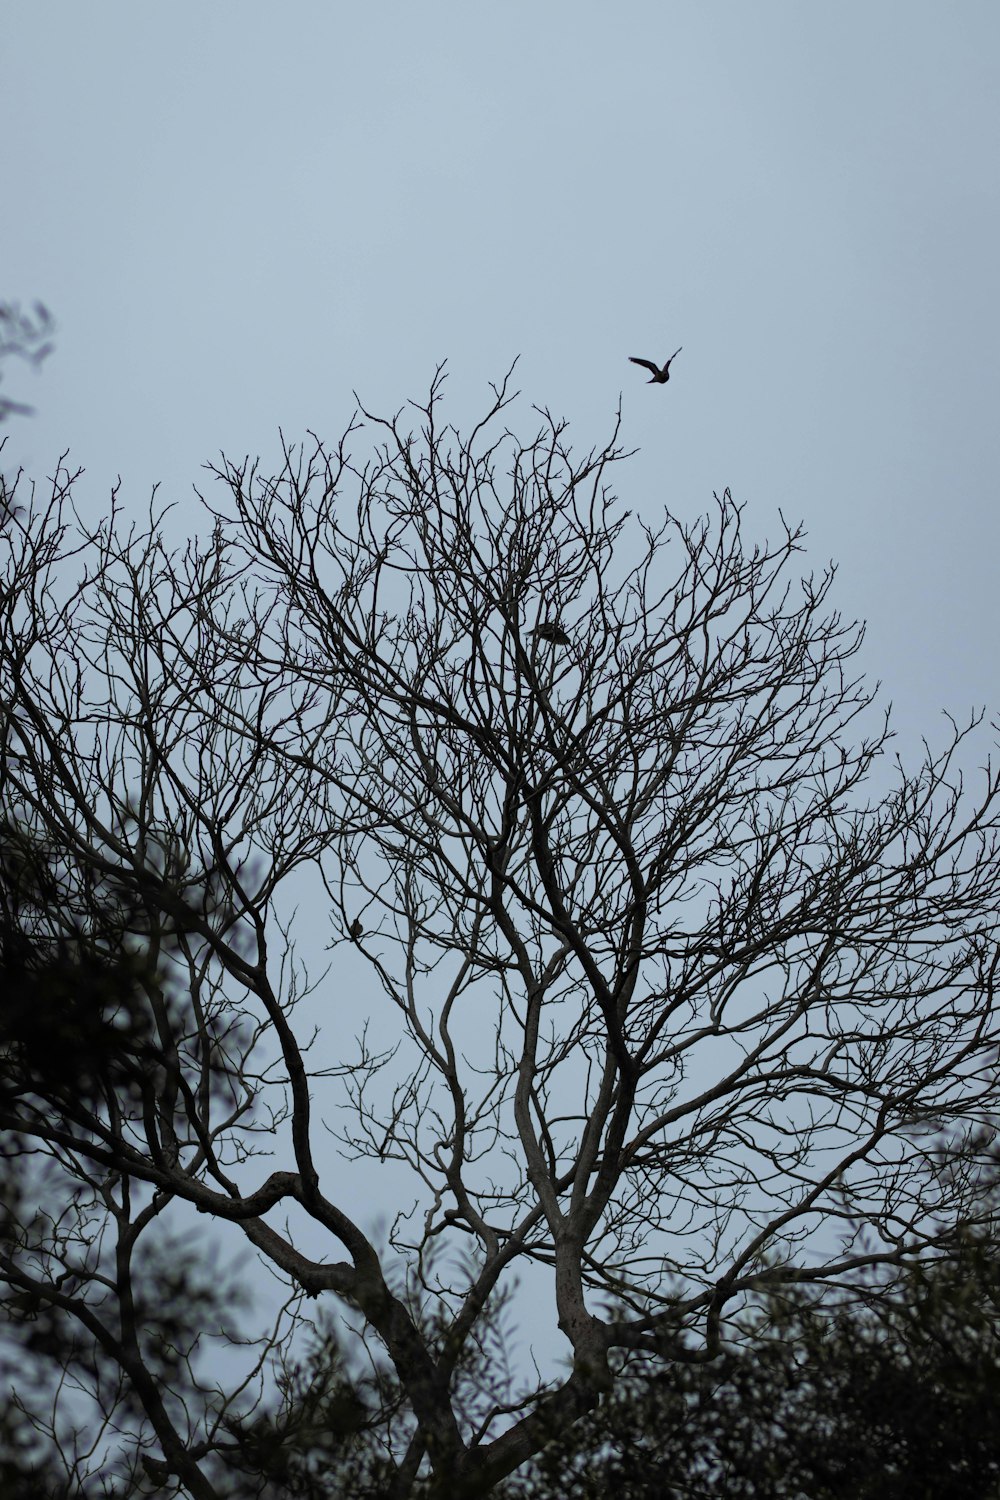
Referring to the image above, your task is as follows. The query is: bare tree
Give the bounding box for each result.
[2,366,1000,1497]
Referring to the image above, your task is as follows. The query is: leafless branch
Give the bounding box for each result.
[2,372,1000,1494]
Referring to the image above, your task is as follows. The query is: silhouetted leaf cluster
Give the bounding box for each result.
[0,300,54,422]
[513,1234,1000,1500]
[0,818,157,1112]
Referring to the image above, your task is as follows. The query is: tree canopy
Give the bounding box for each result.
[2,366,999,1496]
[516,1214,1000,1500]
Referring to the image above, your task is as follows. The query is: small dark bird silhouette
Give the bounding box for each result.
[349,917,364,942]
[629,347,682,384]
[532,622,571,645]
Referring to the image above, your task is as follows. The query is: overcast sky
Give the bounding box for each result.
[4,0,999,1378]
[5,2,998,743]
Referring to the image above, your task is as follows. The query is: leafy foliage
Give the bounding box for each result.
[516,1229,1000,1499]
[0,299,54,422]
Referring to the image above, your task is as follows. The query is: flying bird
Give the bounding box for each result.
[532,622,571,645]
[629,347,682,384]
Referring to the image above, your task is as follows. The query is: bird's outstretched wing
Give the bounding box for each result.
[629,357,660,375]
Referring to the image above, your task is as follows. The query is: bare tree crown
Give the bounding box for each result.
[2,366,999,1495]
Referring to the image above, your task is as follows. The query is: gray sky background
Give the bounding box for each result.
[5,1,998,747]
[3,0,999,1381]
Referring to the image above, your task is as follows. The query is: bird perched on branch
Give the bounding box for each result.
[629,347,682,384]
[349,917,364,942]
[532,622,571,645]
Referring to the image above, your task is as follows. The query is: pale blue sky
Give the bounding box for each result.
[3,0,999,1381]
[4,3,998,745]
